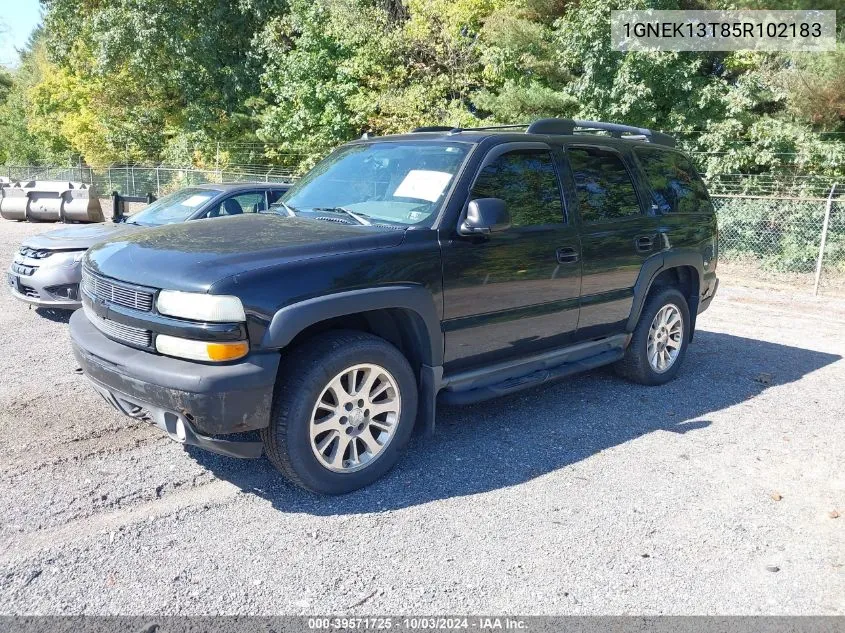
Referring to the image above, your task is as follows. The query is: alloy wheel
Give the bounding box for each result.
[647,303,684,373]
[309,363,401,473]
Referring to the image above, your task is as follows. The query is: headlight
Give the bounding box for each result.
[155,334,249,362]
[156,290,245,322]
[40,250,86,269]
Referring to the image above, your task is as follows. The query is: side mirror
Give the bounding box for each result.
[460,198,511,235]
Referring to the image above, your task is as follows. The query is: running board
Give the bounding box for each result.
[438,335,628,406]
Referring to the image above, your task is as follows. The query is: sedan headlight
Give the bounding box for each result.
[40,250,86,269]
[156,290,245,322]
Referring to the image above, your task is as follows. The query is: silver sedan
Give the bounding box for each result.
[7,182,289,310]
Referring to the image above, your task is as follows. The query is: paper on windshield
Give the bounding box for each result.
[182,194,213,207]
[393,170,453,202]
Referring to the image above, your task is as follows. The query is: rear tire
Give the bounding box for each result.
[615,287,690,386]
[261,330,418,494]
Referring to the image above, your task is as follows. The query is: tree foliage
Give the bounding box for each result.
[0,0,842,183]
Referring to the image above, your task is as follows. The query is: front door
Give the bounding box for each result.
[441,145,582,373]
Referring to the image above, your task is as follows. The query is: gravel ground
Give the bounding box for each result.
[0,220,843,616]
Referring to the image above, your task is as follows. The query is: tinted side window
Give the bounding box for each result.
[566,147,641,223]
[211,191,266,217]
[471,150,564,226]
[635,148,710,214]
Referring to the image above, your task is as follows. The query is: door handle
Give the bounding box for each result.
[635,235,654,252]
[556,247,579,264]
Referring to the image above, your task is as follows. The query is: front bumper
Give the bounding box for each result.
[6,261,82,309]
[70,309,280,458]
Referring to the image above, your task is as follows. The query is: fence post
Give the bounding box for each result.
[156,167,161,196]
[813,183,838,296]
[111,191,122,223]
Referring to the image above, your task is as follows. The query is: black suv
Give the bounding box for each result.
[70,118,719,494]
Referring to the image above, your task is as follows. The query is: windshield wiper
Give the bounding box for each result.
[310,206,372,226]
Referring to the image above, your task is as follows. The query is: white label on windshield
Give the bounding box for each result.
[182,194,213,207]
[393,170,453,202]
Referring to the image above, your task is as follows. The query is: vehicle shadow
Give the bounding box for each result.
[188,331,841,515]
[35,307,73,323]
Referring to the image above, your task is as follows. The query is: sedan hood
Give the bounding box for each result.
[85,214,406,293]
[23,222,138,251]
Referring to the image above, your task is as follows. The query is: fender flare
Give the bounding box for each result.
[626,250,705,333]
[260,285,443,366]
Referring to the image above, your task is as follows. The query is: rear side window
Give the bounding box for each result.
[635,148,710,214]
[471,149,564,226]
[566,147,641,223]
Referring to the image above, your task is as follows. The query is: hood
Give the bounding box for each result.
[85,214,407,292]
[23,222,138,251]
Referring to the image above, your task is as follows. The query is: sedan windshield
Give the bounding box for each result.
[281,141,471,227]
[125,188,221,226]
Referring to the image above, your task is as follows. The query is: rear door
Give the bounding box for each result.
[441,143,582,372]
[562,144,659,339]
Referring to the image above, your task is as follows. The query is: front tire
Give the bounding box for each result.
[261,330,418,494]
[615,287,690,386]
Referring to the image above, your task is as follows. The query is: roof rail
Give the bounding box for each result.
[411,126,458,133]
[409,118,676,147]
[410,124,528,134]
[526,118,676,147]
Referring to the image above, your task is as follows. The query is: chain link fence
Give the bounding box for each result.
[3,164,843,293]
[712,187,844,294]
[1,164,297,196]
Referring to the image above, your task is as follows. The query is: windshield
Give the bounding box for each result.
[126,188,220,226]
[281,141,471,226]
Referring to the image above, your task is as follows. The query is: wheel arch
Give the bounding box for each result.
[260,286,443,437]
[627,251,704,339]
[260,286,442,368]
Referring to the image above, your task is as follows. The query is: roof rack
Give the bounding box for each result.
[410,126,457,133]
[410,124,528,134]
[526,118,676,147]
[409,118,676,147]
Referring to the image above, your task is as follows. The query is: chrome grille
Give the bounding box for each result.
[11,263,36,276]
[19,246,53,259]
[84,304,152,348]
[81,268,154,312]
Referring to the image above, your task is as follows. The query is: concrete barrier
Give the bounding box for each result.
[0,181,33,221]
[27,181,68,221]
[0,181,104,222]
[63,183,104,222]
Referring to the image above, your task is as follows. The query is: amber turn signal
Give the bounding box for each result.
[206,340,250,361]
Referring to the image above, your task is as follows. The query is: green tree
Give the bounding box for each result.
[0,29,72,165]
[39,0,284,166]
